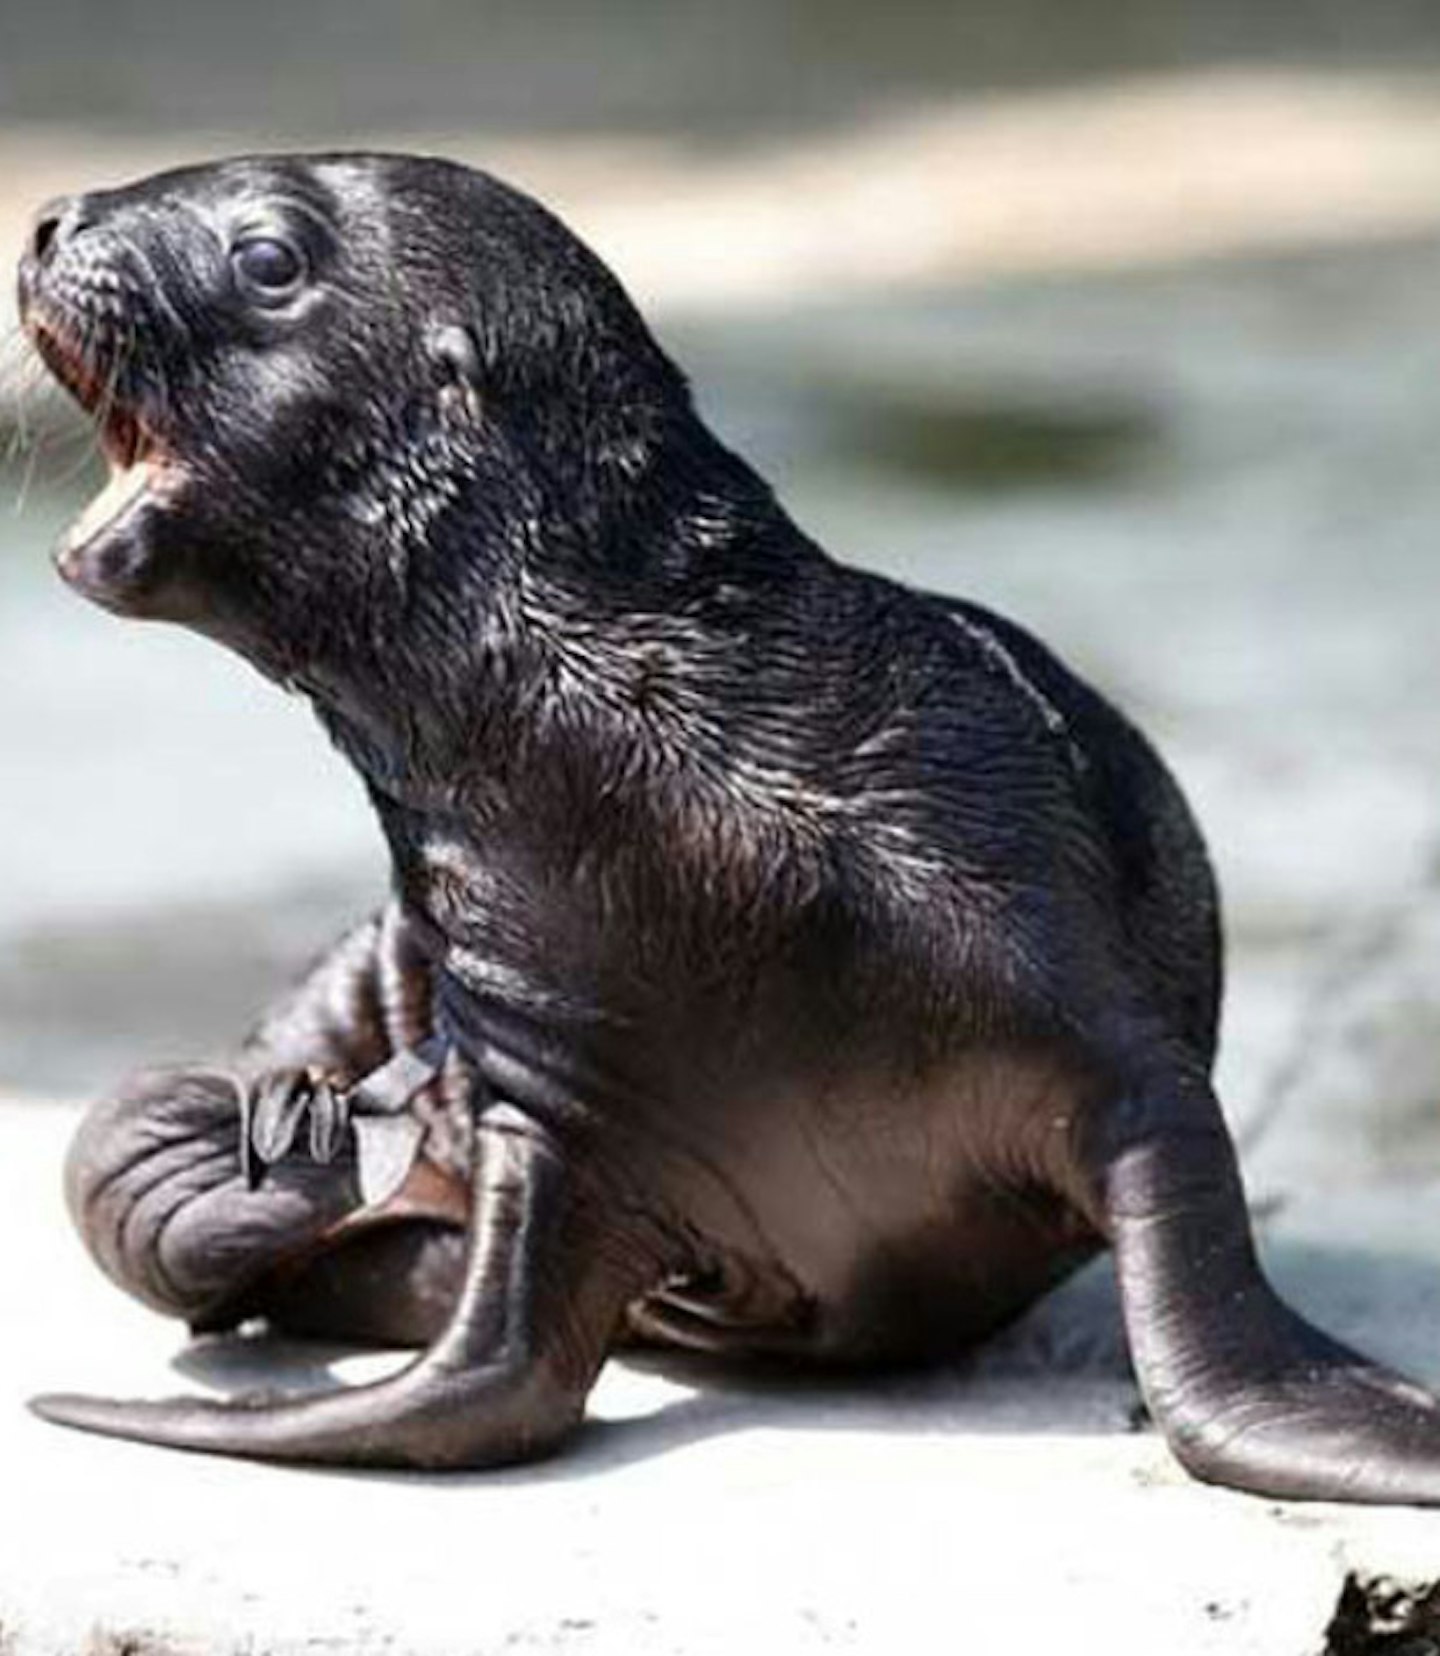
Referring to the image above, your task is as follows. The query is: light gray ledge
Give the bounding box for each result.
[4,1099,1440,1655]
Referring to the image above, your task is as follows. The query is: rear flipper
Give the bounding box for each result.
[225,1219,467,1347]
[65,1066,365,1326]
[64,901,471,1337]
[35,1099,668,1468]
[1089,1071,1440,1505]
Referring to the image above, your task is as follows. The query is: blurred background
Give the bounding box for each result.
[3,1,1440,1194]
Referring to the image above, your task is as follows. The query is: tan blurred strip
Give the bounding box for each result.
[4,68,1440,340]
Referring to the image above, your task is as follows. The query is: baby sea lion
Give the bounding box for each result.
[18,153,1440,1498]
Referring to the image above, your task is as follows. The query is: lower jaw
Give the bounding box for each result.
[54,533,158,614]
[56,456,178,615]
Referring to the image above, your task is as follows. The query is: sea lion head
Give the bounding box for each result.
[16,153,695,679]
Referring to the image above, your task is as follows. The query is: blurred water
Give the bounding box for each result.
[1,0,1437,136]
[4,233,1440,1101]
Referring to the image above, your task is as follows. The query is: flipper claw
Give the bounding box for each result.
[236,1040,448,1193]
[306,1080,345,1164]
[249,1069,316,1171]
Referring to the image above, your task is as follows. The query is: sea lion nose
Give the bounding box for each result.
[29,195,94,264]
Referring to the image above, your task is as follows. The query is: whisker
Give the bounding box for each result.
[0,328,33,462]
[47,433,103,492]
[9,296,161,518]
[0,327,46,512]
[14,357,54,453]
[6,355,58,517]
[12,430,42,517]
[40,311,120,492]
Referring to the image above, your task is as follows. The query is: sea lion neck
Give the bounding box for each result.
[288,425,812,811]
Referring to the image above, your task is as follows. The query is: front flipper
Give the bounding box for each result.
[241,1037,446,1204]
[65,902,474,1342]
[65,1066,366,1325]
[35,1099,667,1469]
[1088,1072,1440,1505]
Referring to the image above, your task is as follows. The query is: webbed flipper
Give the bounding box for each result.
[1091,1071,1440,1506]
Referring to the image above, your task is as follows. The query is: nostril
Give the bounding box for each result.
[29,196,91,264]
[31,213,61,262]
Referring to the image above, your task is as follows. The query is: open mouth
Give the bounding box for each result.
[24,309,170,565]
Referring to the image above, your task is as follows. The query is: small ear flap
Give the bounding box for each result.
[425,323,483,406]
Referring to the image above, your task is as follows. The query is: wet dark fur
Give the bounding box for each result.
[20,155,1440,1499]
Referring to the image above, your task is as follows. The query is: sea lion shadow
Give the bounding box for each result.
[172,1235,1440,1488]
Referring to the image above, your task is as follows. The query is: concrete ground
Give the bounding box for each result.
[6,886,1440,1655]
[7,1073,1440,1656]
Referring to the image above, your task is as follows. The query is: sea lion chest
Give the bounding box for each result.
[373,787,1095,1359]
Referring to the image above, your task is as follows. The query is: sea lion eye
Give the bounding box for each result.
[231,235,305,301]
